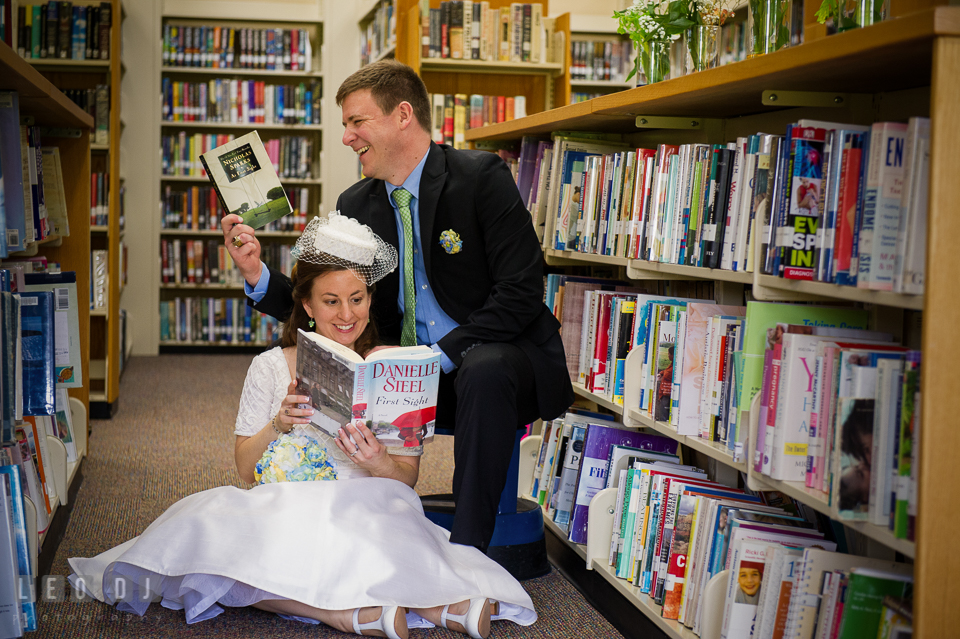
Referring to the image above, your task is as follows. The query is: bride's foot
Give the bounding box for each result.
[438,598,491,639]
[351,605,408,639]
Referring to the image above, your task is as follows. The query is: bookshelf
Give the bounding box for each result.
[0,37,92,607]
[393,0,572,118]
[20,0,122,413]
[157,15,323,351]
[470,7,960,635]
[359,0,397,67]
[568,14,634,105]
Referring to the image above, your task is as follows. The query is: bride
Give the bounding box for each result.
[68,213,537,639]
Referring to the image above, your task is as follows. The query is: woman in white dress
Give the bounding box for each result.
[68,213,537,639]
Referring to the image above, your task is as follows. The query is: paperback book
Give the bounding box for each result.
[198,130,292,229]
[295,329,441,448]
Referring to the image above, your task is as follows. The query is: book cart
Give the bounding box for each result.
[0,38,91,590]
[467,7,959,637]
[393,0,573,116]
[158,14,323,352]
[25,0,125,416]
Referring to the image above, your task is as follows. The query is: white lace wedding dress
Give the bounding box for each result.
[67,348,537,629]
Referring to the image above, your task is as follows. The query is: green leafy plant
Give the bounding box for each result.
[614,0,693,81]
[816,0,884,32]
[750,0,791,55]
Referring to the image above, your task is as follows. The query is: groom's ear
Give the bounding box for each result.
[397,101,414,130]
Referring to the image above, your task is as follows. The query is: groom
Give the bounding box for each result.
[223,60,573,553]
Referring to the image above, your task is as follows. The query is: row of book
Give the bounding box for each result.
[162,185,313,233]
[0,92,73,257]
[514,118,929,295]
[90,249,106,309]
[89,171,107,226]
[360,0,396,66]
[570,39,633,83]
[754,314,921,539]
[547,273,923,537]
[428,93,527,150]
[62,85,109,145]
[159,296,282,345]
[529,417,914,639]
[0,267,85,635]
[161,78,321,127]
[161,132,316,180]
[160,238,294,288]
[161,23,313,72]
[420,2,558,65]
[15,1,111,61]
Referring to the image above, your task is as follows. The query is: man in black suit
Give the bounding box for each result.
[223,60,573,552]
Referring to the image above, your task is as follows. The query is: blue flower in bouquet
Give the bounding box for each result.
[255,430,338,484]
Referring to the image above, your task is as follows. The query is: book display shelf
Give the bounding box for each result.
[158,15,323,352]
[471,7,960,637]
[0,37,92,595]
[393,0,572,119]
[21,0,124,415]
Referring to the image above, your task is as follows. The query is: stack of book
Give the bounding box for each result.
[62,85,110,144]
[161,132,315,179]
[159,297,282,345]
[161,185,311,232]
[162,23,313,72]
[570,39,633,83]
[360,0,396,65]
[420,2,558,64]
[161,78,321,126]
[515,120,929,296]
[15,1,111,60]
[0,92,74,255]
[428,93,527,149]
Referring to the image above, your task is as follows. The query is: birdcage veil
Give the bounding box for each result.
[291,212,398,284]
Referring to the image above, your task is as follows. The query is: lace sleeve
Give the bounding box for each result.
[235,349,287,437]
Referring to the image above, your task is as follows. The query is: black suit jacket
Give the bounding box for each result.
[254,142,573,420]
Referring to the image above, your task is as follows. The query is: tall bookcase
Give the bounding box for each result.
[359,0,398,67]
[157,16,323,351]
[393,0,572,117]
[568,14,633,105]
[0,37,91,589]
[25,0,124,415]
[467,7,959,637]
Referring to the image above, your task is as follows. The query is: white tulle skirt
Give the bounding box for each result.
[68,478,537,628]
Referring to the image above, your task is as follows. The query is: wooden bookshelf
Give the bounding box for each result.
[393,0,571,118]
[470,8,960,634]
[0,37,92,617]
[27,0,124,414]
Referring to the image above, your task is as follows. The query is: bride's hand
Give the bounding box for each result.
[275,381,313,434]
[335,420,389,469]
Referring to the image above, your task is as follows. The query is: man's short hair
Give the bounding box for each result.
[336,59,431,133]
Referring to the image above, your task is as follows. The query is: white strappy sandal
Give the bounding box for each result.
[351,605,407,639]
[439,597,491,639]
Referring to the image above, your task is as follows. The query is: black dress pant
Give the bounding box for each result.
[435,342,541,551]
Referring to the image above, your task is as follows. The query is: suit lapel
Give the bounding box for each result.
[417,143,447,276]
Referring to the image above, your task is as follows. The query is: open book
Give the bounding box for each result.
[295,329,441,448]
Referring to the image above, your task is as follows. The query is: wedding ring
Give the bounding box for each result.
[350,448,360,457]
[232,237,244,248]
[284,409,289,415]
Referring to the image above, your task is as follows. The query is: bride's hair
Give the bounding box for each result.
[279,260,379,356]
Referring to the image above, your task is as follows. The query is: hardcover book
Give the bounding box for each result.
[295,329,440,448]
[198,130,292,229]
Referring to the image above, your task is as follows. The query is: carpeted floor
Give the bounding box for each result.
[35,354,624,638]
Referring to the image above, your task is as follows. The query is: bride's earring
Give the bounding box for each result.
[308,318,316,329]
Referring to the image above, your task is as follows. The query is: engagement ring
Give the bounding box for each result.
[350,448,360,457]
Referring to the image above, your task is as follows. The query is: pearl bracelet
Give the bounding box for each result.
[271,416,290,437]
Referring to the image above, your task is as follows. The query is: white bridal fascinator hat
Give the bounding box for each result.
[291,212,398,285]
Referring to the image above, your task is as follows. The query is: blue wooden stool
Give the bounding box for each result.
[421,428,549,580]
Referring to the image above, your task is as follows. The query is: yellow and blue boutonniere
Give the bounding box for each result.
[439,229,462,255]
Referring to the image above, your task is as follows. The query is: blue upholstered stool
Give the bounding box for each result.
[421,428,550,580]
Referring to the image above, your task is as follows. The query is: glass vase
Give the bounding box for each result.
[637,40,670,86]
[749,0,792,56]
[840,0,886,31]
[686,24,721,73]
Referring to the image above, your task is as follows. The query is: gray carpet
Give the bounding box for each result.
[34,354,624,638]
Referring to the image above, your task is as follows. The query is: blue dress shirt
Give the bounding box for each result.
[246,150,460,372]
